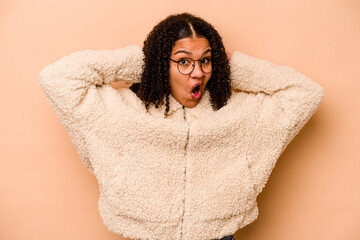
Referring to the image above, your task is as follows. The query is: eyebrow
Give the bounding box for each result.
[174,50,192,55]
[174,48,212,56]
[202,49,212,55]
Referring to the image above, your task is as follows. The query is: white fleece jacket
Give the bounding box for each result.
[38,45,324,240]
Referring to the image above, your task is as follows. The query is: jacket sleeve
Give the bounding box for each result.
[229,51,325,194]
[38,45,144,174]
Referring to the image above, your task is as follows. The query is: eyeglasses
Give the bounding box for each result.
[169,57,214,75]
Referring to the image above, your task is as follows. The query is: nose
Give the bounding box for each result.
[190,61,205,78]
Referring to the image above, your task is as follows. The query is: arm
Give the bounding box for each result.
[229,50,324,135]
[39,45,143,115]
[229,51,324,95]
[38,45,144,173]
[229,51,325,193]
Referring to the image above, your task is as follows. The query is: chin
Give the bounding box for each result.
[183,100,199,108]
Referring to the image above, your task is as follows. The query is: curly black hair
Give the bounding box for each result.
[130,12,232,117]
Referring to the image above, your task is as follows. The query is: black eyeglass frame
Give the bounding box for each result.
[169,57,214,75]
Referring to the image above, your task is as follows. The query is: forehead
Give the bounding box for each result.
[171,37,211,55]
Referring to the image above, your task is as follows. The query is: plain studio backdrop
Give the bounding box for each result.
[0,0,359,239]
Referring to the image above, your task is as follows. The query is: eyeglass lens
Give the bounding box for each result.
[177,58,212,75]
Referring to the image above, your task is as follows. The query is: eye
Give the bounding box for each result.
[178,58,191,66]
[201,57,211,64]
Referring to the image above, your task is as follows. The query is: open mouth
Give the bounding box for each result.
[191,84,202,99]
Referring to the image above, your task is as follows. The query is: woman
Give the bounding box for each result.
[39,13,324,240]
[129,13,231,116]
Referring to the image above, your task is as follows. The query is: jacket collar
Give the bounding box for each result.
[147,90,212,120]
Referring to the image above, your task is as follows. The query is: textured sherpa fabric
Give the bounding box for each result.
[38,45,324,240]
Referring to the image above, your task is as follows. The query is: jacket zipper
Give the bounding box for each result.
[180,106,190,239]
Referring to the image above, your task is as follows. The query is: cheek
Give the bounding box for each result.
[168,66,178,90]
[169,68,186,91]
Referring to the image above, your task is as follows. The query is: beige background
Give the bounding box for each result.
[1,0,359,239]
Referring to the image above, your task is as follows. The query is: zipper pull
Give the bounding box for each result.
[182,105,186,120]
